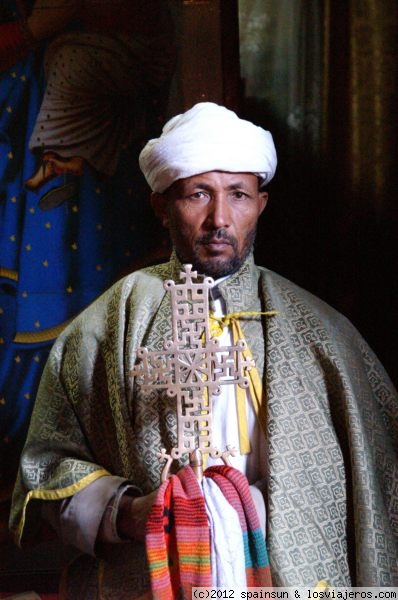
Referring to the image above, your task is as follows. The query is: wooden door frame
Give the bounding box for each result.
[176,0,241,112]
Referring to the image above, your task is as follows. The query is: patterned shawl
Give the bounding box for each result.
[9,252,398,598]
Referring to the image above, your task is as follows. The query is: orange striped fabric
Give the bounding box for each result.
[146,466,211,599]
[146,465,272,597]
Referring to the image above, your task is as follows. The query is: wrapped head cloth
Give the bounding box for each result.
[139,102,277,193]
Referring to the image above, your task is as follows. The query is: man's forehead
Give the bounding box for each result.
[166,171,260,194]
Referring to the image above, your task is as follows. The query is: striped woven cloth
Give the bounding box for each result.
[145,464,272,598]
[205,465,273,587]
[146,466,212,599]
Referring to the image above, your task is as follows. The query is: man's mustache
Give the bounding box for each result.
[196,229,238,249]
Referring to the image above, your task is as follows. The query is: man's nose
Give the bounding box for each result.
[205,194,230,229]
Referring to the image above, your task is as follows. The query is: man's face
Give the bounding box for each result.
[152,171,268,278]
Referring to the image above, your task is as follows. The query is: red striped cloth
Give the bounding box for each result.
[146,466,212,599]
[205,465,272,587]
[145,465,272,598]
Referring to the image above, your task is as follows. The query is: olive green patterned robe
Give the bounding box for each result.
[10,252,398,598]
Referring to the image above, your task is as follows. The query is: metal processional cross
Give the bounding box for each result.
[130,265,254,481]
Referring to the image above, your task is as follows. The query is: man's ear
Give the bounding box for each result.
[258,191,268,215]
[151,192,170,228]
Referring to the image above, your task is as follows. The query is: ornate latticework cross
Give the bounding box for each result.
[130,265,254,480]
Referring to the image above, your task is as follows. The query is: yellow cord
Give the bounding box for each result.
[209,310,279,454]
[210,310,279,337]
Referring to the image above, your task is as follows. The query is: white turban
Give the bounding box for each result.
[139,102,277,193]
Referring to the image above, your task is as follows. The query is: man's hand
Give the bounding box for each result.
[116,490,158,541]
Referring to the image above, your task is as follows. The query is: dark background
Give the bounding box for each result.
[0,0,397,596]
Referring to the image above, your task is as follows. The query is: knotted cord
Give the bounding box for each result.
[210,311,279,453]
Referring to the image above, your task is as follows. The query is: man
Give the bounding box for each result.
[10,103,398,597]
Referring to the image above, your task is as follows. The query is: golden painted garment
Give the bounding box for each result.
[10,252,398,598]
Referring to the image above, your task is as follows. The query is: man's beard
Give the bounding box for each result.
[190,227,257,279]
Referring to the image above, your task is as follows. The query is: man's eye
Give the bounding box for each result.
[190,191,208,200]
[232,191,246,199]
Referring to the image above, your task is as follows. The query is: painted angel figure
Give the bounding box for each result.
[0,0,176,208]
